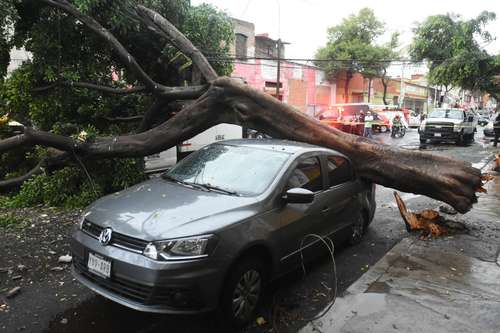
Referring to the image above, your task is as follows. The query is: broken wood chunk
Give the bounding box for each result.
[394,192,448,239]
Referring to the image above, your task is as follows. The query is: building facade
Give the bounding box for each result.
[230,18,336,117]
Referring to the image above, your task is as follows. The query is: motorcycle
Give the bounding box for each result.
[391,125,406,138]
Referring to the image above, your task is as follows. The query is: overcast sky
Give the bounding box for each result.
[192,0,500,61]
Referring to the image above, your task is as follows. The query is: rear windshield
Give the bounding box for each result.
[166,144,291,196]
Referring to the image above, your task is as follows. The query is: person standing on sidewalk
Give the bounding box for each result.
[493,112,500,147]
[364,111,374,138]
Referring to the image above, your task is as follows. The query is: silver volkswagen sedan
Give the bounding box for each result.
[71,139,376,327]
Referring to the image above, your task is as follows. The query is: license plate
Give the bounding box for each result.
[434,133,442,137]
[88,253,111,278]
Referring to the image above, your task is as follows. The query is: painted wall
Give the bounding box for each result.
[232,59,335,117]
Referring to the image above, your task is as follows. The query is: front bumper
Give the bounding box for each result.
[419,130,460,140]
[71,230,225,314]
[483,128,495,137]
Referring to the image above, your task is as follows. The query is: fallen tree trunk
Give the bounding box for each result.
[0,77,482,212]
[0,0,483,214]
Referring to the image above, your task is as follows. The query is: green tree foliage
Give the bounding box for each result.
[315,8,399,102]
[315,8,398,78]
[410,12,499,99]
[0,0,18,79]
[0,0,234,207]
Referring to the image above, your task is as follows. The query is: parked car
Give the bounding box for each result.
[483,114,496,139]
[477,116,489,126]
[71,139,376,327]
[419,108,477,145]
[408,111,421,128]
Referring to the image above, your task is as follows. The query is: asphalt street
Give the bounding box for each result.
[4,127,498,333]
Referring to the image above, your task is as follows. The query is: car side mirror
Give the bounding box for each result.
[283,188,314,204]
[468,116,474,122]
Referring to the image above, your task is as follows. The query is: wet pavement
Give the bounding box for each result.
[2,128,499,333]
[301,155,500,333]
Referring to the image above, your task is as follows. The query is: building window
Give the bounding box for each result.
[235,33,248,59]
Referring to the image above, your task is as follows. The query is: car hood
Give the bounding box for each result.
[423,118,463,125]
[84,178,260,240]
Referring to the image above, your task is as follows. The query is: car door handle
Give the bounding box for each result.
[321,207,331,213]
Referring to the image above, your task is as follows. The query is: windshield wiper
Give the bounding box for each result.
[196,183,239,196]
[161,174,194,187]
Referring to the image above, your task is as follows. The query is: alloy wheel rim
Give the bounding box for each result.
[232,269,261,320]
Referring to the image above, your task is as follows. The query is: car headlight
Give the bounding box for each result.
[453,124,461,132]
[79,212,91,229]
[143,235,217,261]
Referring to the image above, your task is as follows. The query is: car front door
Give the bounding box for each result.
[276,154,331,269]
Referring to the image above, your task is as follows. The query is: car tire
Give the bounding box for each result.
[380,125,388,133]
[219,256,265,329]
[468,132,475,143]
[456,132,465,146]
[348,211,366,245]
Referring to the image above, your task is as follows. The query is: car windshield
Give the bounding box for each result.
[164,144,291,196]
[428,109,463,120]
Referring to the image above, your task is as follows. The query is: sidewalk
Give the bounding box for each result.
[302,167,500,333]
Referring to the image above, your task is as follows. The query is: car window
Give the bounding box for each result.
[326,156,353,187]
[286,156,323,192]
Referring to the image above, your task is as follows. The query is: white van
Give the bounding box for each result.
[144,123,243,173]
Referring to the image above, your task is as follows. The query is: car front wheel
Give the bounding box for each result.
[219,256,265,328]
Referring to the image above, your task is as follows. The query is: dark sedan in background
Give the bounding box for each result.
[71,139,376,327]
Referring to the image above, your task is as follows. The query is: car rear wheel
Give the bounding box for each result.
[380,125,388,133]
[219,256,265,328]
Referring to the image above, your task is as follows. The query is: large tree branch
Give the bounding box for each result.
[101,115,143,123]
[0,150,70,192]
[41,0,208,100]
[41,0,162,92]
[32,81,147,94]
[0,160,44,192]
[0,78,483,213]
[0,128,81,155]
[32,80,207,99]
[135,5,218,82]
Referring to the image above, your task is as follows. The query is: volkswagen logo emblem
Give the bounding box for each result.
[98,228,113,246]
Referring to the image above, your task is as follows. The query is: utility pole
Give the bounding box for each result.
[276,38,281,100]
[399,63,405,108]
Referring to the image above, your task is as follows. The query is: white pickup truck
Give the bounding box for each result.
[419,108,477,145]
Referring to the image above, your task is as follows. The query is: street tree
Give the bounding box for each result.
[0,0,484,213]
[315,8,399,104]
[410,12,500,100]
